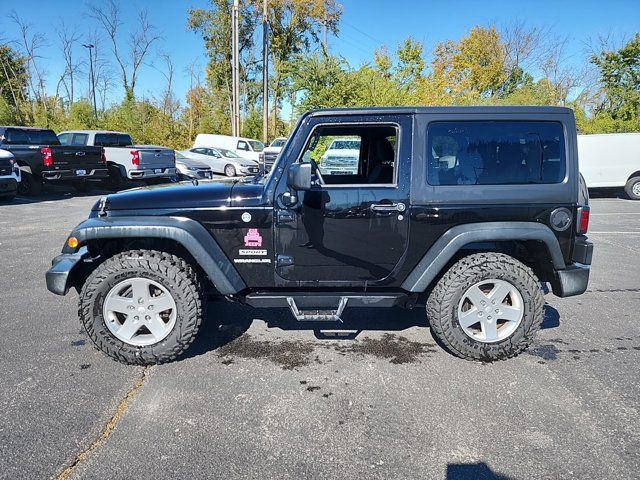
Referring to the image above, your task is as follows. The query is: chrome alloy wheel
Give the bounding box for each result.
[633,181,640,197]
[103,277,177,346]
[457,279,524,343]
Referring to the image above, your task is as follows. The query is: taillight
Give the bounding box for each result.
[130,150,139,166]
[101,148,107,164]
[578,206,590,234]
[41,147,53,167]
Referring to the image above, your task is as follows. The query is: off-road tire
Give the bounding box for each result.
[79,250,204,365]
[106,165,124,191]
[17,171,42,196]
[224,164,237,177]
[426,252,544,361]
[624,176,640,200]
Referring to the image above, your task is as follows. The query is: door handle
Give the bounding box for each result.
[370,202,406,212]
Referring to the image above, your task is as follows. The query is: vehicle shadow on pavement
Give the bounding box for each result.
[447,462,513,480]
[182,301,560,362]
[541,304,560,330]
[181,300,430,361]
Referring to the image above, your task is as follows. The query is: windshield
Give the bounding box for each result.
[248,140,264,152]
[270,138,286,147]
[175,151,186,159]
[331,139,360,150]
[216,148,240,158]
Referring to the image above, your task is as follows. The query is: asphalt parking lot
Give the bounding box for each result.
[1,187,639,480]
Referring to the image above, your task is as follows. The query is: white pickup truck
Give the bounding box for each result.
[58,130,176,189]
[578,132,640,200]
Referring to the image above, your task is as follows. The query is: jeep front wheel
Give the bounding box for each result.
[426,252,544,361]
[79,250,204,365]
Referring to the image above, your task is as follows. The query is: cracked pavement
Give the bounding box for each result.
[1,187,639,480]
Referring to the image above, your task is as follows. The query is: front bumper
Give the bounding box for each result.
[179,169,213,180]
[45,247,88,296]
[128,167,176,180]
[42,168,109,181]
[238,166,260,175]
[0,177,18,196]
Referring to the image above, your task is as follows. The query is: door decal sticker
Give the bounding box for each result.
[244,229,263,247]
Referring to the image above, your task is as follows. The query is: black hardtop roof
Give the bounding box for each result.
[308,105,573,117]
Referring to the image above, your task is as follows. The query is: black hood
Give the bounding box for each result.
[99,179,266,212]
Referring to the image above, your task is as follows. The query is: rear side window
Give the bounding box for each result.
[3,128,60,145]
[94,133,133,147]
[427,121,565,185]
[71,133,88,146]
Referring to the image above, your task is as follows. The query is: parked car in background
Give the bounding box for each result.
[319,137,361,175]
[179,146,259,177]
[175,151,213,180]
[193,134,264,164]
[0,148,20,201]
[578,133,640,200]
[58,130,176,190]
[263,137,287,170]
[0,126,106,195]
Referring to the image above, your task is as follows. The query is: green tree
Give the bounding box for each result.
[591,33,640,121]
[0,44,29,123]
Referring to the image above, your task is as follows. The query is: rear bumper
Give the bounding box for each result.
[128,167,176,179]
[45,247,88,296]
[0,178,18,196]
[551,238,593,297]
[41,168,109,181]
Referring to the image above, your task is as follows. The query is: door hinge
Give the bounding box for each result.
[276,254,294,268]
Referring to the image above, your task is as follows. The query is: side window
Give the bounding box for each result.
[192,148,205,154]
[300,124,397,185]
[71,133,88,146]
[427,121,566,185]
[237,140,248,151]
[58,133,70,145]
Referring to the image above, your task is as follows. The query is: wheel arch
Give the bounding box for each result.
[627,171,640,182]
[402,222,566,293]
[63,216,246,295]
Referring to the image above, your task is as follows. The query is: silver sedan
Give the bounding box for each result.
[179,147,260,177]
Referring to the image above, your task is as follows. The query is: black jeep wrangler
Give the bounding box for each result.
[46,107,593,364]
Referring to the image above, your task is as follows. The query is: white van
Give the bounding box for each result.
[193,134,265,163]
[578,133,640,200]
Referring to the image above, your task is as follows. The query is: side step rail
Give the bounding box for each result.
[286,297,349,322]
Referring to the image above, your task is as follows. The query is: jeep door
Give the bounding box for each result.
[274,114,412,285]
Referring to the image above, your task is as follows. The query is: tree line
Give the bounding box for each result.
[0,0,638,150]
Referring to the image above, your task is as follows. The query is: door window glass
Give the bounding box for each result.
[71,133,89,146]
[300,124,397,185]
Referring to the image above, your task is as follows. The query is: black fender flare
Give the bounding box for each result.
[401,222,566,292]
[64,216,246,295]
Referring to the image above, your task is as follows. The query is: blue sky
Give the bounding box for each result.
[1,0,639,107]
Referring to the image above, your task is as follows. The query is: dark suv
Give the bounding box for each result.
[46,107,593,365]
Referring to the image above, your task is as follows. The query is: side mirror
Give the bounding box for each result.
[287,162,311,191]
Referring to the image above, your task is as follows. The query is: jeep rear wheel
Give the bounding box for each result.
[624,176,640,200]
[79,250,204,365]
[426,252,544,361]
